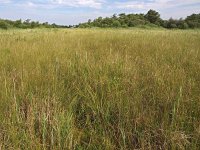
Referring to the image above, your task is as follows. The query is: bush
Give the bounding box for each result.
[170,24,177,28]
[178,22,189,29]
[0,20,10,29]
[19,24,29,29]
[121,24,128,28]
[112,20,121,28]
[187,21,200,28]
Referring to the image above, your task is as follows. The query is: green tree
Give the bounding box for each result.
[166,18,178,29]
[112,20,121,28]
[145,9,161,24]
[30,21,40,28]
[13,19,23,28]
[177,19,189,29]
[185,13,200,28]
[0,20,10,29]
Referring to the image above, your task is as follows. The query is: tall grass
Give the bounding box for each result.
[0,29,200,149]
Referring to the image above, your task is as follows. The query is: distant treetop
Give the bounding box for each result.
[0,10,200,30]
[77,10,200,29]
[0,19,70,30]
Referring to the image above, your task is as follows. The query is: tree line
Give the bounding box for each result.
[78,10,200,29]
[0,19,69,29]
[0,10,200,29]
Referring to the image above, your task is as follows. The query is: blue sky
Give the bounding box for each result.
[0,0,200,25]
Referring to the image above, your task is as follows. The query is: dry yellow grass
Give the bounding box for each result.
[0,28,200,149]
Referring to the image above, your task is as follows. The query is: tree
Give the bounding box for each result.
[14,19,22,28]
[112,14,117,19]
[145,9,161,24]
[112,20,121,28]
[0,20,10,29]
[166,18,178,29]
[118,13,126,19]
[118,13,127,26]
[0,18,65,29]
[25,19,31,24]
[88,19,92,24]
[31,21,40,28]
[72,10,198,29]
[42,22,50,28]
[185,13,200,28]
[177,19,189,29]
[51,23,58,28]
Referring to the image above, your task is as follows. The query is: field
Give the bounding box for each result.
[0,29,200,149]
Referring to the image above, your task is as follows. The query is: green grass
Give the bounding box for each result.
[0,29,200,149]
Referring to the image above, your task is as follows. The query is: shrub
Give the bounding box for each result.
[0,20,10,29]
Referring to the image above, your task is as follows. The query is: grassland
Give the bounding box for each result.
[0,29,200,149]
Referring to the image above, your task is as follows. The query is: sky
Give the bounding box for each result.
[0,0,200,25]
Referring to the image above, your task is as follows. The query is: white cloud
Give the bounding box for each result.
[1,0,105,9]
[0,0,11,3]
[114,1,146,9]
[114,0,200,10]
[50,0,105,9]
[3,0,199,11]
[0,0,199,24]
[112,0,200,19]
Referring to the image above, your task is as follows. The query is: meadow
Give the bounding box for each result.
[0,28,200,149]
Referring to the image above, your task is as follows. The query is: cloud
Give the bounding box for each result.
[51,0,105,9]
[16,0,105,9]
[2,0,199,11]
[113,0,200,10]
[0,0,199,25]
[0,0,105,9]
[111,0,200,19]
[0,0,11,3]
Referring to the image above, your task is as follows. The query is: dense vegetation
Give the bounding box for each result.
[0,29,200,149]
[0,19,69,29]
[1,10,199,30]
[78,10,200,29]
